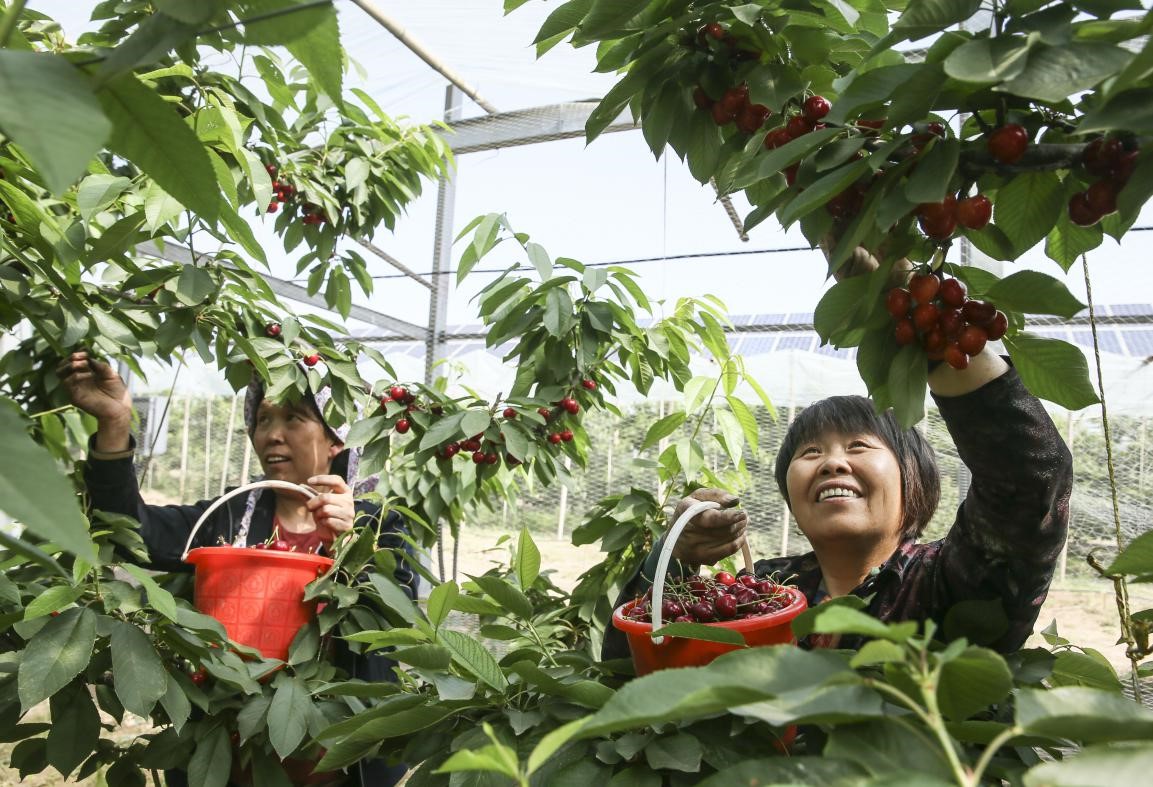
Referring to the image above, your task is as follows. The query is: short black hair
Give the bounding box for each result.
[773,396,940,539]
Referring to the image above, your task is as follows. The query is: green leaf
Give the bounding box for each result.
[1023,745,1153,786]
[814,275,871,343]
[468,574,533,619]
[241,0,343,102]
[419,412,465,451]
[1049,649,1122,691]
[993,171,1065,256]
[645,733,701,772]
[1016,686,1153,743]
[696,757,869,786]
[824,65,922,126]
[0,401,96,562]
[46,680,101,779]
[641,411,686,450]
[392,644,451,670]
[685,110,722,184]
[267,674,311,760]
[76,175,132,221]
[1105,530,1153,576]
[0,51,111,194]
[576,0,648,40]
[1045,213,1103,272]
[435,740,520,780]
[890,0,983,44]
[649,622,746,646]
[985,271,1085,318]
[460,410,491,441]
[534,0,591,45]
[904,139,960,204]
[1003,332,1100,410]
[1000,42,1133,102]
[825,716,957,781]
[525,241,552,281]
[18,607,97,711]
[515,527,541,591]
[96,74,219,221]
[188,724,231,787]
[175,264,216,306]
[888,344,928,428]
[23,585,80,621]
[777,159,871,226]
[159,672,192,733]
[110,621,167,718]
[726,395,760,453]
[427,580,459,628]
[943,35,1035,83]
[544,287,575,337]
[438,629,507,692]
[937,646,1014,721]
[807,604,917,643]
[368,574,419,625]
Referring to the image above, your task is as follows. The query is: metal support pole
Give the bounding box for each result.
[557,457,572,540]
[178,396,191,501]
[203,399,212,500]
[1059,411,1074,584]
[780,402,796,558]
[240,431,253,486]
[219,393,239,495]
[425,84,461,387]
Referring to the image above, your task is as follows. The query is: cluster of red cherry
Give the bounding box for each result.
[1069,136,1140,227]
[887,272,1007,370]
[625,571,792,624]
[263,163,327,225]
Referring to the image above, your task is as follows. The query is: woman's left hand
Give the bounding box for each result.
[306,475,355,539]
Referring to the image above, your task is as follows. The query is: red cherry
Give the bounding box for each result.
[957,325,988,356]
[715,595,738,619]
[802,95,831,122]
[856,118,885,130]
[786,114,814,138]
[962,300,997,325]
[662,599,685,618]
[503,407,517,419]
[265,164,277,177]
[784,163,799,186]
[715,571,737,586]
[921,328,946,354]
[472,451,486,464]
[706,22,725,39]
[190,669,208,686]
[265,322,282,338]
[303,353,320,367]
[944,343,969,370]
[580,379,597,391]
[886,288,913,319]
[690,601,716,622]
[485,453,499,465]
[395,419,410,434]
[460,438,480,452]
[938,278,967,308]
[711,101,737,126]
[939,307,965,338]
[1068,192,1102,227]
[1085,180,1118,216]
[763,127,792,150]
[537,406,551,420]
[736,103,771,134]
[560,397,580,414]
[987,124,1029,165]
[266,201,279,213]
[559,429,574,442]
[720,84,749,115]
[919,212,957,239]
[986,311,1008,341]
[956,195,992,230]
[738,574,758,588]
[1112,150,1139,185]
[270,539,290,552]
[912,302,940,332]
[389,385,407,402]
[692,86,714,110]
[895,318,916,346]
[547,433,562,445]
[909,272,941,304]
[252,542,267,549]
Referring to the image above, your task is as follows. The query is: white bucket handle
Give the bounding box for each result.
[650,499,755,645]
[181,479,317,561]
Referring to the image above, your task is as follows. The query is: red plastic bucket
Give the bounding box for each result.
[611,584,808,675]
[186,546,333,660]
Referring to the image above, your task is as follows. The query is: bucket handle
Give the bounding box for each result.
[181,479,317,561]
[650,499,755,645]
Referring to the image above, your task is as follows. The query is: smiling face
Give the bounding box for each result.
[784,429,904,552]
[251,400,342,485]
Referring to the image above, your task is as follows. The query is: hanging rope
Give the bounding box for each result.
[1081,252,1144,702]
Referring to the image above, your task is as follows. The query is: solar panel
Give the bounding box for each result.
[731,313,757,326]
[784,312,814,324]
[1122,329,1153,356]
[751,313,788,325]
[778,335,815,351]
[815,342,853,359]
[1034,328,1070,341]
[727,335,742,351]
[1071,329,1122,354]
[738,335,777,354]
[1106,303,1152,317]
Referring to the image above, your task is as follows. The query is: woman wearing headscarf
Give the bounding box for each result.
[59,349,412,786]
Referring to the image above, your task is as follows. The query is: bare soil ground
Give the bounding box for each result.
[6,528,1148,786]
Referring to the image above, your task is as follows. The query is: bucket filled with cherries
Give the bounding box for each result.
[611,500,807,675]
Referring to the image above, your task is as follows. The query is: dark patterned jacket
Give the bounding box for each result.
[604,366,1072,658]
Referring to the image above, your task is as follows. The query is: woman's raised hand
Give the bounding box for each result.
[57,351,132,424]
[669,488,748,566]
[306,474,356,540]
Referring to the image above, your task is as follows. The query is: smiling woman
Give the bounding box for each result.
[604,346,1074,659]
